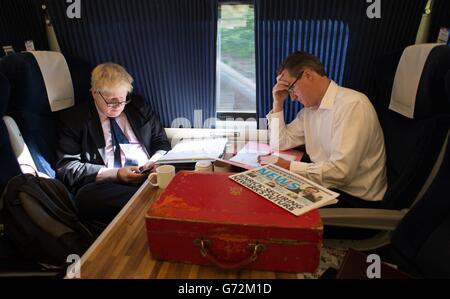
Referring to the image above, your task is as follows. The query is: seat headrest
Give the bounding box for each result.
[389,44,450,119]
[0,52,92,114]
[0,72,10,116]
[29,51,75,112]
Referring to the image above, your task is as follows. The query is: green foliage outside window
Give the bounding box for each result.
[219,4,255,79]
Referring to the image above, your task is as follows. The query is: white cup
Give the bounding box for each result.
[148,165,176,189]
[213,160,232,173]
[195,160,213,172]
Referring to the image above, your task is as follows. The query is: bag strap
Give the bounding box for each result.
[20,177,93,239]
[38,178,78,217]
[20,183,75,226]
[3,174,94,239]
[20,191,74,238]
[36,178,94,239]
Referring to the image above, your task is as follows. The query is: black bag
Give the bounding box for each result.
[0,173,95,267]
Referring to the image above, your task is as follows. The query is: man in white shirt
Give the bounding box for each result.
[259,51,387,206]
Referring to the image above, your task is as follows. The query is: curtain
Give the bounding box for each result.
[0,0,49,57]
[255,0,427,123]
[47,0,217,128]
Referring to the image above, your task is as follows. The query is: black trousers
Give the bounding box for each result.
[328,190,381,209]
[74,181,142,224]
[295,145,382,238]
[323,190,382,239]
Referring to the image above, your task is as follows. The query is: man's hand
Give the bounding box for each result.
[142,161,157,172]
[117,166,147,184]
[272,71,290,112]
[258,154,291,170]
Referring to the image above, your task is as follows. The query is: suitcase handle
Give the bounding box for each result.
[194,238,266,270]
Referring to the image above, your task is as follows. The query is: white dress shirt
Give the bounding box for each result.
[268,81,387,201]
[94,102,166,181]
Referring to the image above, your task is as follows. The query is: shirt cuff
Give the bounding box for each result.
[149,150,167,162]
[96,167,119,182]
[266,109,284,120]
[290,161,309,175]
[267,110,286,151]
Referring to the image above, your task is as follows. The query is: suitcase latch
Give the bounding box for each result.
[248,243,266,261]
[194,238,266,269]
[194,238,211,257]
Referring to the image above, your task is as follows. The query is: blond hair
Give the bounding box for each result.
[91,63,133,93]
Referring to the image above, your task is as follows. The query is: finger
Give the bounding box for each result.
[276,78,290,86]
[277,70,287,81]
[257,155,266,163]
[259,157,268,164]
[274,80,290,88]
[128,166,140,172]
[144,161,155,168]
[260,160,268,166]
[273,85,289,93]
[129,174,145,182]
[131,171,145,177]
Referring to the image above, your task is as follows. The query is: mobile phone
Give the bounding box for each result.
[138,166,152,175]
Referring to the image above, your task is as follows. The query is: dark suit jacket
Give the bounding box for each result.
[56,95,171,193]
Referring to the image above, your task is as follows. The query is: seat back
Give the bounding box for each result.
[0,51,91,178]
[0,73,21,194]
[391,112,450,278]
[374,44,450,210]
[3,115,38,173]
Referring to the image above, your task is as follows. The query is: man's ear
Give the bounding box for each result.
[304,69,321,81]
[303,69,313,80]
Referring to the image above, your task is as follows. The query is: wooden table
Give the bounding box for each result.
[78,179,304,279]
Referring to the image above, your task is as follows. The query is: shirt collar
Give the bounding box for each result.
[318,80,338,110]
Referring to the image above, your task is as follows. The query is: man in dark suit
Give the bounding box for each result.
[56,63,171,223]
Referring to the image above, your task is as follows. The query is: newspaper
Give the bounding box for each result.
[229,164,339,216]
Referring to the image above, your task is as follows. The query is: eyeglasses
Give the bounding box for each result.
[287,71,304,95]
[97,91,131,108]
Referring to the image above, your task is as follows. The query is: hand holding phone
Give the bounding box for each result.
[138,166,152,175]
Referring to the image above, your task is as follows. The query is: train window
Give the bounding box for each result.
[216,3,256,125]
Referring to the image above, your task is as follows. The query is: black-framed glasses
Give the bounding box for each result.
[97,91,132,108]
[287,71,304,95]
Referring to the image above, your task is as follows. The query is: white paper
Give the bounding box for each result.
[228,142,300,168]
[120,143,149,166]
[158,138,227,162]
[229,143,270,167]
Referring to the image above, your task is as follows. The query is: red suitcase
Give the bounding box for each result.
[145,171,322,273]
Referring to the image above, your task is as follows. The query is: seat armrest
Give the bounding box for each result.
[319,208,409,231]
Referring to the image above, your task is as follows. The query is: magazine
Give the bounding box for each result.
[229,164,339,216]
